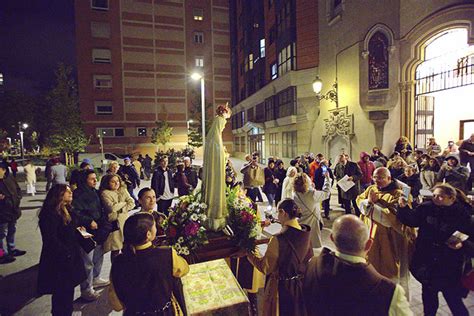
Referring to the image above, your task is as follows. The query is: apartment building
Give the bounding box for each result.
[75,0,233,156]
[229,0,319,163]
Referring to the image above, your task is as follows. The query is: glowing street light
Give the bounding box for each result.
[18,122,28,160]
[191,72,206,151]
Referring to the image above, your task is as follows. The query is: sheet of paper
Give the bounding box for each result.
[263,223,282,237]
[419,189,433,197]
[337,175,355,192]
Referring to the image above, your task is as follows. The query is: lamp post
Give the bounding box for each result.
[187,119,194,131]
[312,76,339,108]
[18,122,28,160]
[191,72,206,151]
[98,130,106,174]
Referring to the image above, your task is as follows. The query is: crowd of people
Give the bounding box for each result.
[1,133,474,315]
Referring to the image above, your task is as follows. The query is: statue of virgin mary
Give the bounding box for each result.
[201,103,231,231]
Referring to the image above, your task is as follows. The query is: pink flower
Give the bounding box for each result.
[240,211,255,224]
[184,222,200,236]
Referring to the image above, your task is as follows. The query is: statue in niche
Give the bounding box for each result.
[368,31,389,90]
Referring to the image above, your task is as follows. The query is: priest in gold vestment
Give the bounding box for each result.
[202,104,231,231]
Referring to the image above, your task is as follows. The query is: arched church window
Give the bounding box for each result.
[368,31,389,90]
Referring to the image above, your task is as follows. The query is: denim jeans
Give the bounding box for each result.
[0,221,17,255]
[80,244,105,293]
[265,193,276,208]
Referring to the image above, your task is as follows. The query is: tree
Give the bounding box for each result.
[46,63,89,165]
[151,120,173,151]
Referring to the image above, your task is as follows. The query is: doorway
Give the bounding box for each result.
[414,28,474,149]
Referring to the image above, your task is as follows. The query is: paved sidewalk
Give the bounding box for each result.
[2,159,474,315]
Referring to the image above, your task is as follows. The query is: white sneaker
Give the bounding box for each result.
[93,277,110,288]
[81,289,100,301]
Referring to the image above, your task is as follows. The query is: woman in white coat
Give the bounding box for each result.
[281,166,298,200]
[292,173,330,248]
[99,174,135,262]
[23,160,37,196]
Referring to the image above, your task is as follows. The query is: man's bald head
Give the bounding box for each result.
[332,215,369,255]
[373,167,391,189]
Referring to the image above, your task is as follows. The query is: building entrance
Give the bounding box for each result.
[414,28,474,149]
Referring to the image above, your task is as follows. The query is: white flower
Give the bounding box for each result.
[181,246,189,255]
[200,203,207,209]
[200,214,207,221]
[190,213,199,221]
[177,237,184,243]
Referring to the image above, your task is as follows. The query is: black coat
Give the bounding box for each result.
[0,175,22,223]
[334,161,362,200]
[397,173,422,198]
[151,168,175,198]
[37,212,86,293]
[263,167,278,195]
[184,166,198,189]
[397,200,474,289]
[313,166,334,190]
[119,165,140,189]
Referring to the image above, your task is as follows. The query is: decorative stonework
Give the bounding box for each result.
[322,106,354,160]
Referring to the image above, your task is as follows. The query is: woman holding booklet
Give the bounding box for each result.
[397,183,474,316]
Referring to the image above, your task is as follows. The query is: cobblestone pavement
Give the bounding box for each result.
[2,158,474,315]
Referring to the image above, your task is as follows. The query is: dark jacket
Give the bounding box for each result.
[37,212,86,293]
[111,247,176,316]
[263,167,278,195]
[304,248,395,316]
[119,164,140,189]
[397,200,474,289]
[397,173,422,198]
[151,168,175,198]
[184,166,198,190]
[0,175,22,223]
[174,170,192,196]
[437,156,470,192]
[72,185,103,228]
[334,161,362,200]
[313,166,334,190]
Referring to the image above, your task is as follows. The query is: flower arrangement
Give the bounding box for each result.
[162,193,208,256]
[226,186,261,253]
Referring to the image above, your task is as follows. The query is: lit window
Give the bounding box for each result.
[92,48,111,64]
[93,75,112,89]
[137,127,147,137]
[91,0,109,10]
[91,21,110,38]
[249,54,254,70]
[271,63,277,80]
[260,39,265,58]
[195,57,204,67]
[95,101,113,115]
[193,32,204,44]
[97,128,124,137]
[0,73,3,86]
[193,8,203,21]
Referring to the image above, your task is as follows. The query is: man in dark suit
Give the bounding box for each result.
[334,154,362,215]
[151,156,175,215]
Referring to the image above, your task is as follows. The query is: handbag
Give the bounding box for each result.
[75,228,97,253]
[461,270,474,291]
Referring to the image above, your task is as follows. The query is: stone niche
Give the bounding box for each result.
[322,106,354,163]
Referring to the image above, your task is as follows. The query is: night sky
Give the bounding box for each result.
[0,0,75,96]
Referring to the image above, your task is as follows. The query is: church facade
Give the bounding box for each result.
[315,0,474,163]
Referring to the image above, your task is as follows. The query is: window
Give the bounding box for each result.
[137,127,147,137]
[255,103,265,122]
[193,8,203,21]
[278,43,296,76]
[0,73,3,86]
[368,31,389,90]
[193,32,204,44]
[282,131,297,158]
[93,75,112,88]
[91,21,110,38]
[94,101,112,115]
[241,136,246,152]
[92,48,111,64]
[97,128,124,137]
[271,63,277,80]
[277,86,297,117]
[260,39,266,58]
[195,57,204,67]
[277,2,292,36]
[248,54,254,70]
[247,107,255,122]
[265,96,277,120]
[91,0,109,10]
[269,133,278,156]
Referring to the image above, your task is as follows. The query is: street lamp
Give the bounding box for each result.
[312,76,339,108]
[18,122,28,160]
[187,119,194,131]
[191,72,206,151]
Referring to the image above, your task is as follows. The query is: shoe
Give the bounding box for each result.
[93,277,110,288]
[0,254,16,264]
[10,249,26,257]
[81,290,100,301]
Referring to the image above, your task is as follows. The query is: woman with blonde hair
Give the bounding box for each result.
[293,173,331,248]
[394,136,413,160]
[100,174,135,262]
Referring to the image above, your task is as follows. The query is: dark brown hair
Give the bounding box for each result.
[277,199,302,218]
[39,184,72,225]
